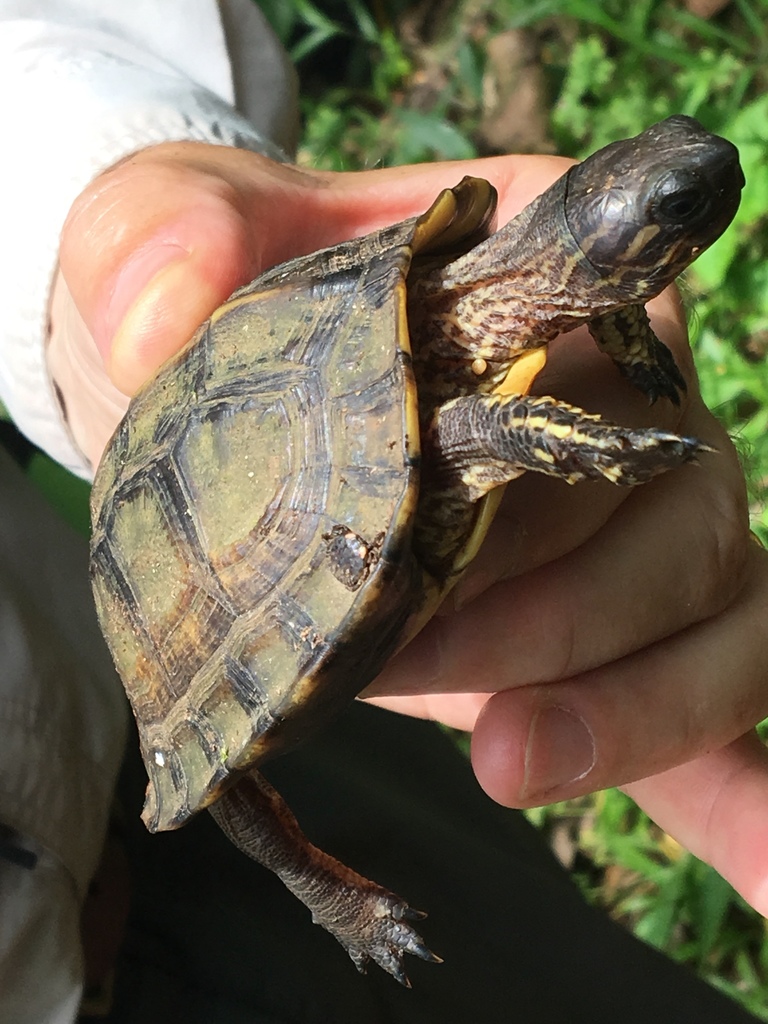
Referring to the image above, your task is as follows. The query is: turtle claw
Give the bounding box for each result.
[350,948,412,989]
[617,335,687,406]
[331,892,440,986]
[404,936,444,965]
[401,905,428,921]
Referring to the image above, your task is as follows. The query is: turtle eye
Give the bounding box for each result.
[652,171,712,226]
[658,185,710,222]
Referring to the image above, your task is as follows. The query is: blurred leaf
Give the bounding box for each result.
[692,864,736,959]
[392,109,477,163]
[27,452,91,537]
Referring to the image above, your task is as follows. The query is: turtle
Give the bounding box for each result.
[90,115,743,985]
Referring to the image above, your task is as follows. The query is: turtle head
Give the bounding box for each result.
[564,115,744,299]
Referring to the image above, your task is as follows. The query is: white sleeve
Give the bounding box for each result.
[0,0,297,474]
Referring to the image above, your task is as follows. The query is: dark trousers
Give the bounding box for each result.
[101,702,757,1023]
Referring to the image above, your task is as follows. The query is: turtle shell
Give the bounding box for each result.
[90,178,497,833]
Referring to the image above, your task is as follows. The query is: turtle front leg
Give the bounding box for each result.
[208,771,439,985]
[589,303,687,405]
[427,391,713,503]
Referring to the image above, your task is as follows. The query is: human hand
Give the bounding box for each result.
[58,142,768,915]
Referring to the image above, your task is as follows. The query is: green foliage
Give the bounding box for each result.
[26,451,91,536]
[534,790,768,1017]
[690,94,768,545]
[547,0,764,151]
[261,0,480,166]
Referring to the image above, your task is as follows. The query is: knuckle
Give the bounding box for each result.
[691,477,750,617]
[550,599,580,682]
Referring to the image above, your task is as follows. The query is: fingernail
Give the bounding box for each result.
[108,259,220,395]
[96,242,189,359]
[522,705,596,801]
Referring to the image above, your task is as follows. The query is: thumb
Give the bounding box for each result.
[59,149,257,397]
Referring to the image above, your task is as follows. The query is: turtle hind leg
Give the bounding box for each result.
[589,303,687,406]
[208,771,440,985]
[427,391,714,503]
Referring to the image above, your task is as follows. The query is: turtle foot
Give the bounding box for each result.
[588,305,688,406]
[317,887,442,986]
[617,335,687,406]
[427,391,716,499]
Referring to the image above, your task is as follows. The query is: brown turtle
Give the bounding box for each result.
[90,116,743,984]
